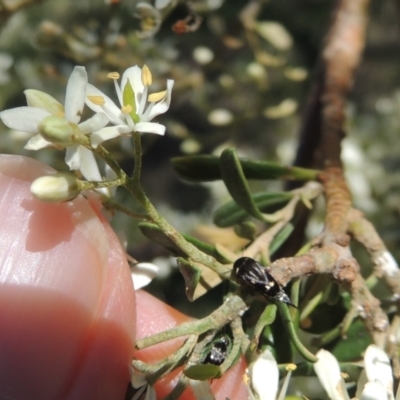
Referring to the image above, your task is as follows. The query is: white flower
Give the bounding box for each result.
[356,345,396,400]
[246,349,292,400]
[130,366,157,400]
[0,66,109,181]
[85,65,173,148]
[134,2,169,38]
[130,262,160,290]
[249,349,279,400]
[314,349,350,400]
[314,346,398,400]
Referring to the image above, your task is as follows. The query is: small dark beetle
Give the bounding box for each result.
[202,336,231,366]
[233,257,297,308]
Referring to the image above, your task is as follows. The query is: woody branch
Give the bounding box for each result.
[267,0,392,346]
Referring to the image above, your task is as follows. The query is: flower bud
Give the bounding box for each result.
[30,173,81,202]
[38,115,78,145]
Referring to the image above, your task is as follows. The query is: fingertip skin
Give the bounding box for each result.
[0,155,136,400]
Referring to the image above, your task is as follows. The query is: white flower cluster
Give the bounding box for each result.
[0,65,174,182]
[244,344,398,400]
[314,345,399,400]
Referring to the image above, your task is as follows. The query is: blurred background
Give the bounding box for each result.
[0,0,399,320]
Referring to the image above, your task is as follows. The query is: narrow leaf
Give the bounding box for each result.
[171,154,320,182]
[178,258,222,301]
[219,148,266,222]
[269,223,294,256]
[249,304,277,355]
[177,258,202,301]
[214,191,292,227]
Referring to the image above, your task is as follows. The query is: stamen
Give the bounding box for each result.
[279,365,294,400]
[148,90,166,102]
[243,372,250,385]
[286,363,297,371]
[87,95,105,106]
[107,72,120,80]
[122,104,133,114]
[141,65,152,86]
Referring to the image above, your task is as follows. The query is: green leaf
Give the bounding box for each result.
[177,258,222,301]
[171,154,320,182]
[219,148,266,222]
[269,223,295,256]
[249,304,278,355]
[214,191,292,227]
[184,364,221,380]
[234,221,258,240]
[331,319,373,362]
[177,258,202,301]
[182,236,231,263]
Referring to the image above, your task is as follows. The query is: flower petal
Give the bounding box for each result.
[278,367,294,400]
[144,385,157,400]
[90,125,131,148]
[130,367,147,389]
[86,83,125,125]
[78,112,109,134]
[135,121,165,135]
[103,164,117,197]
[360,381,389,400]
[76,146,102,182]
[131,263,159,290]
[144,79,174,121]
[355,369,369,400]
[24,90,64,115]
[0,107,50,133]
[155,0,171,9]
[364,345,393,395]
[24,134,52,150]
[131,385,147,400]
[121,65,144,109]
[65,145,81,171]
[250,349,279,400]
[314,349,350,400]
[134,3,162,39]
[64,66,87,124]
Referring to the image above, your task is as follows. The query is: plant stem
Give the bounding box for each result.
[277,302,318,363]
[135,295,247,350]
[102,198,151,221]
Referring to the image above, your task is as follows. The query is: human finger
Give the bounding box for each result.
[0,154,136,400]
